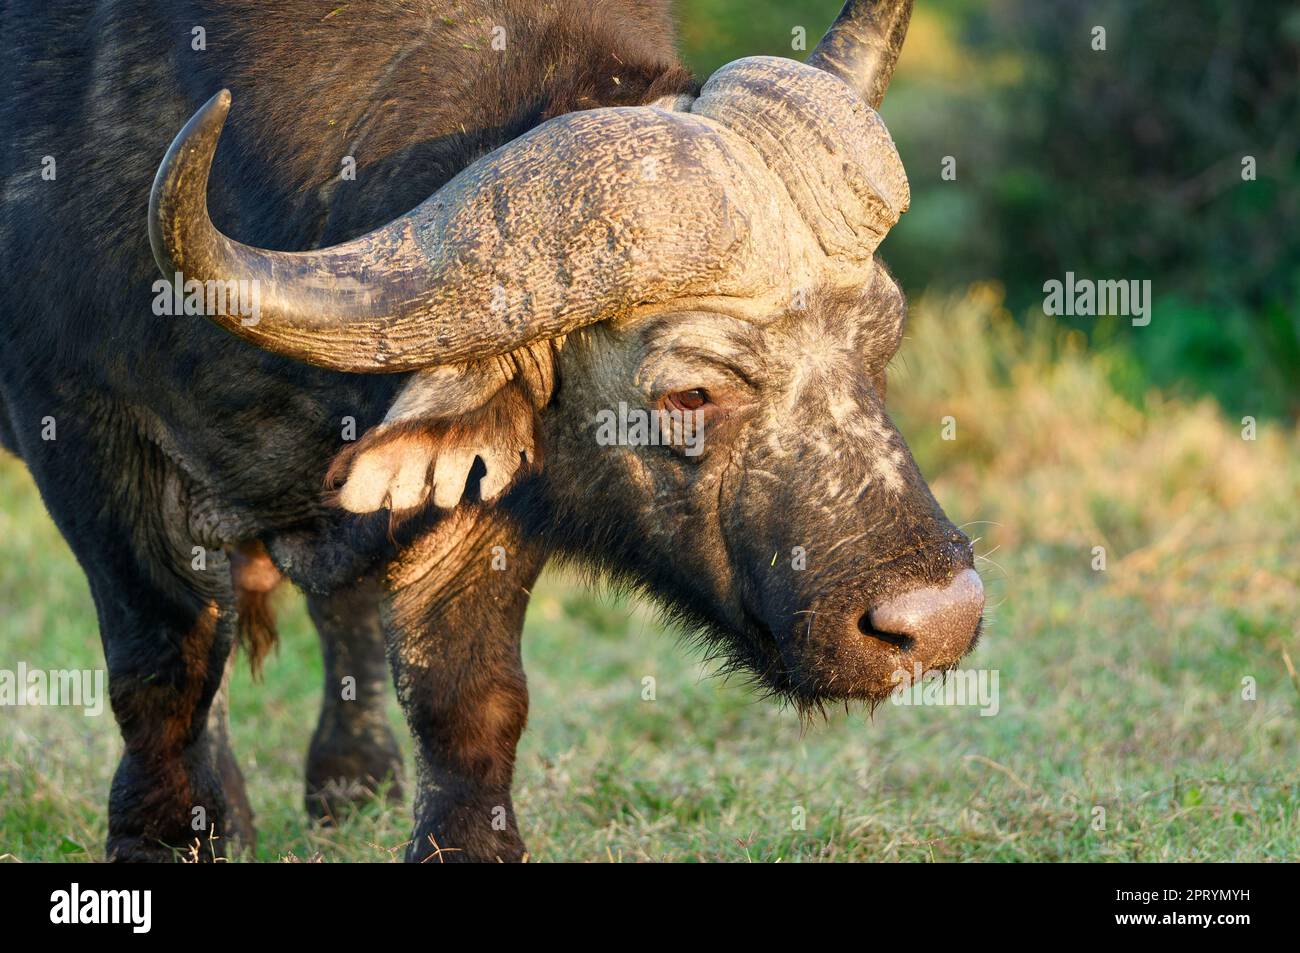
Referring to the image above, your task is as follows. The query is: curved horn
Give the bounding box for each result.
[150,91,443,372]
[150,90,767,372]
[806,0,913,109]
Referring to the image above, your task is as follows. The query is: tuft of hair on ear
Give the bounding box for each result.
[324,380,543,524]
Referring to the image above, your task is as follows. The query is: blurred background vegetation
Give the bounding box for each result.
[682,0,1300,419]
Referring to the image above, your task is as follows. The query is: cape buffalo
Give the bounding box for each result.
[0,0,983,861]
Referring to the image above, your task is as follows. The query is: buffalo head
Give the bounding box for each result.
[150,0,983,705]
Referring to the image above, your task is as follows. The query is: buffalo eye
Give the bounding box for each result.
[665,388,709,413]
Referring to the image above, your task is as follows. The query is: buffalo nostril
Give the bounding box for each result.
[857,612,913,650]
[864,568,985,660]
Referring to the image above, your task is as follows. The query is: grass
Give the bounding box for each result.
[1,285,1297,862]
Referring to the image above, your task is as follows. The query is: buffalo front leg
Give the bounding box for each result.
[382,511,546,863]
[16,407,253,861]
[103,594,251,862]
[304,575,404,822]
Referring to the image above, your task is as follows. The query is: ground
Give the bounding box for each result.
[1,286,1296,861]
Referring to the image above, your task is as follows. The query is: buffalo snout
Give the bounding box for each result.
[861,567,984,672]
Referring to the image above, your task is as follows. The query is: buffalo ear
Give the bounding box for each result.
[327,364,542,514]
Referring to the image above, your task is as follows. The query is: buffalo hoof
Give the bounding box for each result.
[106,836,185,863]
[107,753,254,862]
[106,829,246,863]
[406,797,526,863]
[305,724,404,824]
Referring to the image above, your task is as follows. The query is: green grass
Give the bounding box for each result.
[1,286,1297,862]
